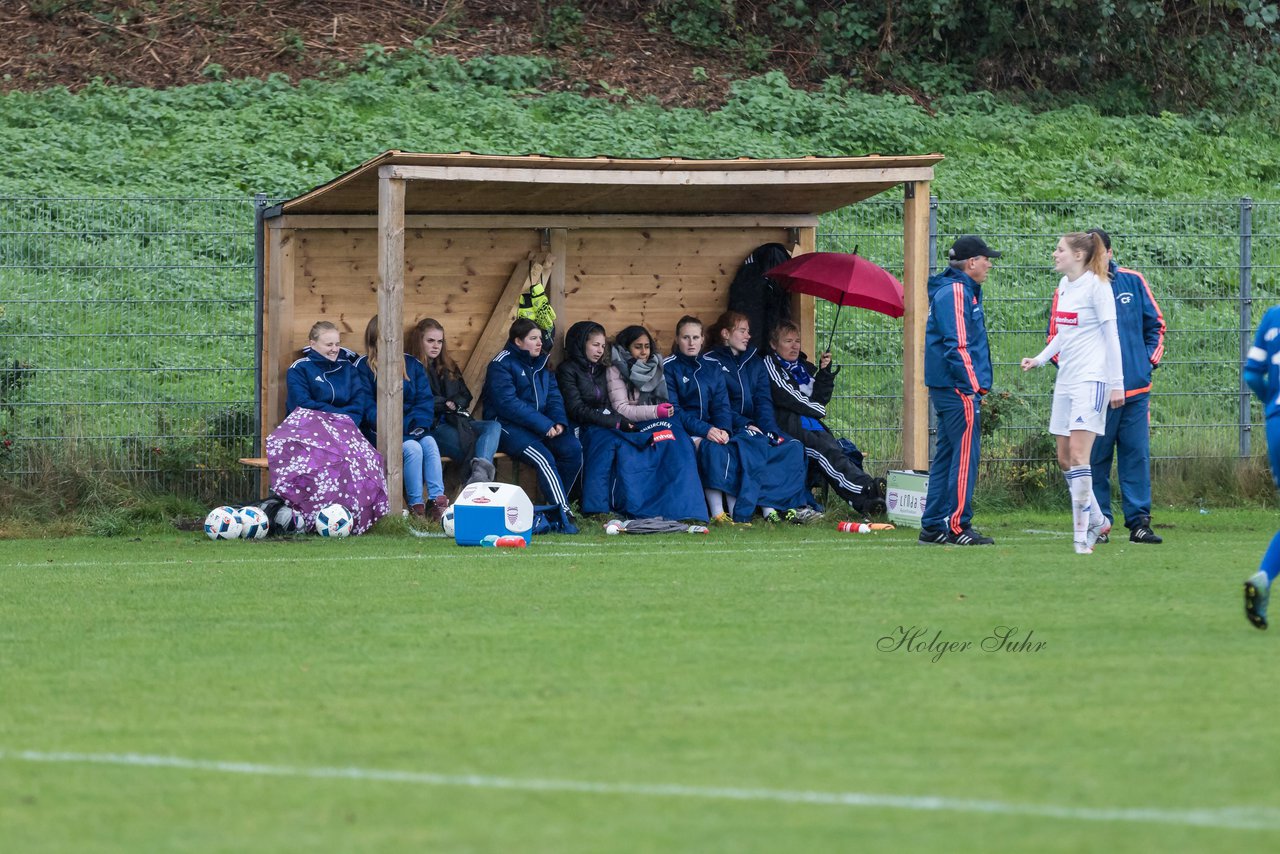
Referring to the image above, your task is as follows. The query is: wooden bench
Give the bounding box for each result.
[240,452,530,496]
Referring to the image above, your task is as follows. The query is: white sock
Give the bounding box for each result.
[705,488,725,517]
[725,494,737,515]
[1065,466,1093,542]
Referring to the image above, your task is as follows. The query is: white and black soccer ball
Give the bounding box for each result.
[204,506,243,540]
[236,506,270,540]
[271,503,304,534]
[315,503,353,538]
[441,503,456,537]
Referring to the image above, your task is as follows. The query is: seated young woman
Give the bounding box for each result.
[358,315,448,522]
[408,317,502,486]
[482,318,582,534]
[285,320,366,424]
[591,324,707,522]
[764,321,884,518]
[663,315,743,524]
[705,310,819,523]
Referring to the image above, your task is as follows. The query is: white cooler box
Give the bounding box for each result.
[886,470,929,528]
[452,482,534,546]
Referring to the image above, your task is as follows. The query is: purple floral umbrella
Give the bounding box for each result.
[266,408,389,535]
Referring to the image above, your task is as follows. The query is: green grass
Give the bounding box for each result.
[2,510,1277,851]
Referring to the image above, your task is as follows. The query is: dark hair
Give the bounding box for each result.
[770,320,801,347]
[707,310,750,350]
[1086,227,1112,251]
[673,315,704,353]
[409,317,460,379]
[508,317,540,345]
[614,325,654,356]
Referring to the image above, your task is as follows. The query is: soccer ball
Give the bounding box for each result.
[236,506,270,539]
[271,503,303,534]
[204,506,242,540]
[441,503,456,537]
[315,503,353,538]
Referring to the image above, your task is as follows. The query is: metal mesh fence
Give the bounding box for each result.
[0,197,259,502]
[820,198,1280,490]
[0,196,1276,503]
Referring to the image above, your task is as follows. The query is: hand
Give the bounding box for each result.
[445,401,457,411]
[1110,389,1125,409]
[656,403,674,418]
[618,419,638,432]
[407,426,427,440]
[745,424,762,435]
[1020,357,1039,371]
[819,351,833,370]
[706,427,730,444]
[546,424,563,438]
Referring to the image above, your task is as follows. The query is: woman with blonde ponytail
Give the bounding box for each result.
[1020,232,1125,555]
[358,315,448,521]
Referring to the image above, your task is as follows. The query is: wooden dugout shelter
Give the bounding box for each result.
[260,150,943,513]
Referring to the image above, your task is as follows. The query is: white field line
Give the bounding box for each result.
[2,536,1057,570]
[1,749,1275,831]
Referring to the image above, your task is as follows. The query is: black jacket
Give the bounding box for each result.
[556,321,625,430]
[424,360,474,420]
[763,351,836,437]
[729,242,793,352]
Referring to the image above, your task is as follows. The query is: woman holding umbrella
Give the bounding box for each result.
[764,321,884,518]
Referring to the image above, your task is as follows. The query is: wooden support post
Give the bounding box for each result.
[378,175,406,515]
[548,228,568,355]
[461,253,554,403]
[789,226,817,357]
[901,181,931,470]
[264,227,294,454]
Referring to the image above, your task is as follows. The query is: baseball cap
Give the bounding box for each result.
[948,235,1002,262]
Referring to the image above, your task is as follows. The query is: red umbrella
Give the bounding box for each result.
[766,251,904,353]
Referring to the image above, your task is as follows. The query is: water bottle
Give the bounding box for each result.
[493,536,527,548]
[836,521,871,534]
[480,534,499,547]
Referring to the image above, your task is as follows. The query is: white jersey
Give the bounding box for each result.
[1048,270,1122,386]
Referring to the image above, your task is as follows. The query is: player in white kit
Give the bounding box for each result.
[1021,232,1125,554]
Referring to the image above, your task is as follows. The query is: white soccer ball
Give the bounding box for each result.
[272,503,303,534]
[441,503,456,537]
[236,506,270,539]
[204,506,242,540]
[315,503,353,538]
[605,519,623,535]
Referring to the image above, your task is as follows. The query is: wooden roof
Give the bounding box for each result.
[274,150,943,217]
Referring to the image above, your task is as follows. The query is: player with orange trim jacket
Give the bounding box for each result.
[920,236,1000,546]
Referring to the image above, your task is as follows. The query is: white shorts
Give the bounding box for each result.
[1050,381,1108,436]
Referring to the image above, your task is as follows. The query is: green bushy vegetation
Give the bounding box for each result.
[0,47,1277,200]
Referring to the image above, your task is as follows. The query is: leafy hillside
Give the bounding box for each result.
[2,51,1278,201]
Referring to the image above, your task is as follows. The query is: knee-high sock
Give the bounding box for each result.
[1260,530,1280,583]
[725,493,737,515]
[1065,465,1094,541]
[705,488,725,517]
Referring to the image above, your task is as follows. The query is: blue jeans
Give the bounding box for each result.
[403,437,445,505]
[432,418,501,463]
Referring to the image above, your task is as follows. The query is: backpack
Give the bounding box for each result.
[728,242,793,351]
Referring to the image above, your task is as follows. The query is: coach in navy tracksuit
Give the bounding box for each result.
[483,318,582,534]
[1085,229,1166,544]
[921,236,999,546]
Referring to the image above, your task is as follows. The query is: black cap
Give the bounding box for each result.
[948,235,1002,262]
[1086,228,1112,250]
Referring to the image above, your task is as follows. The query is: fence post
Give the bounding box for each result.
[1240,197,1254,459]
[927,197,939,458]
[253,193,268,495]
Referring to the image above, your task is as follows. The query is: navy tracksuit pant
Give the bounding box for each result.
[1090,393,1152,530]
[922,388,981,534]
[498,424,582,516]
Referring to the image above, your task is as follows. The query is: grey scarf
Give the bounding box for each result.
[611,344,668,405]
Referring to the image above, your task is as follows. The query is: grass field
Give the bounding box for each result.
[2,509,1278,852]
